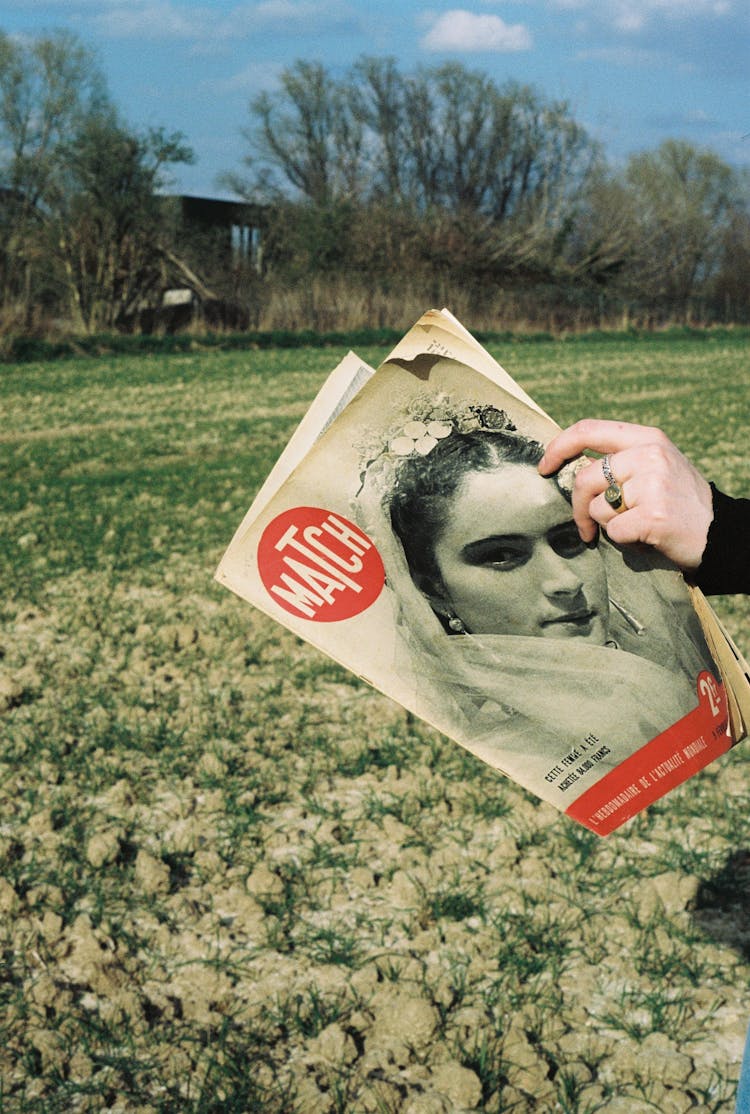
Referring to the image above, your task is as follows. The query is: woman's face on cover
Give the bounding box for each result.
[432,463,609,642]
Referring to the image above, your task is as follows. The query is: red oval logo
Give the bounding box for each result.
[258,507,385,622]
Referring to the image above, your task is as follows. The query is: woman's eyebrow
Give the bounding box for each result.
[461,534,526,560]
[546,520,579,541]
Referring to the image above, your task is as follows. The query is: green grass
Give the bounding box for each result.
[2,331,750,1112]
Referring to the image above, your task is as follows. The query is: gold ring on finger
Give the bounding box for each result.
[604,482,627,513]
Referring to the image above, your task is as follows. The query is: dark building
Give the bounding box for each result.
[170,194,267,272]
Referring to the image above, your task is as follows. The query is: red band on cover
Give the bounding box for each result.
[565,671,731,835]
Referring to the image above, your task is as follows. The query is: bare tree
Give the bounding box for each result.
[50,119,193,331]
[622,140,741,320]
[226,57,750,323]
[227,56,600,285]
[224,60,365,206]
[230,57,597,218]
[0,30,111,321]
[351,56,408,203]
[0,30,193,332]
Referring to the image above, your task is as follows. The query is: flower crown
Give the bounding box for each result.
[356,394,519,494]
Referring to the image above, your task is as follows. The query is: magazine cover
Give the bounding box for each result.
[217,311,741,835]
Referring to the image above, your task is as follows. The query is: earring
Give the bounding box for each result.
[448,615,467,634]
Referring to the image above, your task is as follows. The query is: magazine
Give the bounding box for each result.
[216,310,750,835]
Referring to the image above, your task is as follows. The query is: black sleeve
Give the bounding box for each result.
[693,484,750,596]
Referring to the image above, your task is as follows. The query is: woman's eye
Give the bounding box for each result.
[480,546,529,569]
[462,537,532,569]
[551,524,586,558]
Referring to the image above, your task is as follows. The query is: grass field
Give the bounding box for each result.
[2,331,750,1113]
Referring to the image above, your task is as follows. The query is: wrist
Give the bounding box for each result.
[681,482,715,571]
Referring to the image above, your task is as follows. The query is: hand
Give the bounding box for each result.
[538,419,714,570]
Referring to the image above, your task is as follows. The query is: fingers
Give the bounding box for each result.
[538,418,713,567]
[539,419,667,476]
[572,445,642,506]
[593,501,649,549]
[588,480,634,532]
[573,447,662,539]
[571,441,712,567]
[539,420,676,547]
[565,457,619,542]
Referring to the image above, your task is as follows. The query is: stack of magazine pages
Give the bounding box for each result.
[216,310,750,835]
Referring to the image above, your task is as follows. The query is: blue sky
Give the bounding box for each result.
[3,0,749,198]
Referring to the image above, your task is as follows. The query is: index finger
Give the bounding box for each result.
[539,419,664,475]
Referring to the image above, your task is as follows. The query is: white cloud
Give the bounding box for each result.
[551,0,733,32]
[202,61,284,95]
[252,0,327,17]
[421,10,533,52]
[205,0,358,46]
[91,1,210,40]
[575,46,662,64]
[649,106,720,129]
[88,0,340,43]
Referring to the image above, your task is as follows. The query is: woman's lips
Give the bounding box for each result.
[541,609,595,628]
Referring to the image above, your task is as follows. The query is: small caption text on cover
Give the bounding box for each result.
[258,507,385,621]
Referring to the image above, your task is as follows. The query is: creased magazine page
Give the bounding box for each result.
[241,351,375,522]
[388,308,551,418]
[217,342,733,835]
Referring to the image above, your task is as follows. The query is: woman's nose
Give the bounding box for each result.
[540,552,584,598]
